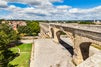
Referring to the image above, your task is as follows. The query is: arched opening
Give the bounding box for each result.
[80,42,92,60]
[56,30,61,41]
[50,28,54,38]
[56,31,74,56]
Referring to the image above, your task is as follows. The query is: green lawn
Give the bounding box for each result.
[9,43,32,67]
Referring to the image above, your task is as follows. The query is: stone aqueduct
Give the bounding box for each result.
[39,22,101,65]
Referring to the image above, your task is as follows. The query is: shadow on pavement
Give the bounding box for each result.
[59,39,74,56]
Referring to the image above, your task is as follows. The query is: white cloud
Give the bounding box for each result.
[4,0,62,6]
[1,0,101,20]
[0,0,7,8]
[68,6,101,20]
[69,6,101,14]
[56,5,71,9]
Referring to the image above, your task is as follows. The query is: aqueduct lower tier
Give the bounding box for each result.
[40,23,101,65]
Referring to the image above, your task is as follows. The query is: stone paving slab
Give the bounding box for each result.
[30,39,75,67]
[77,51,101,67]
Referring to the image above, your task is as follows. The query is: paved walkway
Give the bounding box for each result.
[77,51,101,67]
[30,39,75,67]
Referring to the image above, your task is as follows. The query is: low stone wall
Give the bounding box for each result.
[18,40,34,44]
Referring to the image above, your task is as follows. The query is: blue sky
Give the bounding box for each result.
[8,2,29,8]
[54,0,101,8]
[0,0,101,20]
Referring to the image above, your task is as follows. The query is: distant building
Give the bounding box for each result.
[8,21,27,31]
[1,20,27,31]
[93,20,101,24]
[1,20,6,24]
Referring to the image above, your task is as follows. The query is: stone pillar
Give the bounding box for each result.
[49,26,54,38]
[53,28,61,43]
[73,35,83,65]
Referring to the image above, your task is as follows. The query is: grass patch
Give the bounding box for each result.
[9,43,32,67]
[91,44,101,50]
[71,59,77,66]
[18,44,32,52]
[10,47,19,53]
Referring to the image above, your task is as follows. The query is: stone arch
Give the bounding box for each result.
[56,30,62,42]
[55,30,74,56]
[50,28,54,38]
[55,29,68,42]
[53,28,61,43]
[80,42,92,60]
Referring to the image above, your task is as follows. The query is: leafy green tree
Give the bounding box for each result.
[0,23,19,67]
[27,22,40,35]
[0,31,10,50]
[18,26,29,34]
[78,22,94,24]
[18,21,40,36]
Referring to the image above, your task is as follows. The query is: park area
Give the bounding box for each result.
[9,43,32,67]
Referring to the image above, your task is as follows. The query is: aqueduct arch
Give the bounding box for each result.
[40,23,101,65]
[55,30,62,42]
[51,27,74,55]
[50,28,54,38]
[50,27,96,65]
[80,42,92,60]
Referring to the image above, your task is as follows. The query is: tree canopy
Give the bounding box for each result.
[0,23,19,67]
[18,21,40,36]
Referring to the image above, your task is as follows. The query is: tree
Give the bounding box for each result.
[0,23,19,67]
[18,26,29,34]
[18,21,40,36]
[78,21,94,24]
[27,22,40,35]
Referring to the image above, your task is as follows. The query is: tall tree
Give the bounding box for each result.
[0,23,19,67]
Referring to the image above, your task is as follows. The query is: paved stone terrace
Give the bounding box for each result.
[30,39,75,67]
[77,51,101,67]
